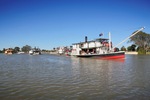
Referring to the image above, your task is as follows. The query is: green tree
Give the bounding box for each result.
[2,48,5,53]
[127,44,136,51]
[127,46,132,51]
[131,44,136,51]
[14,47,20,53]
[129,31,150,53]
[121,46,126,51]
[22,45,31,53]
[137,47,146,54]
[0,50,2,53]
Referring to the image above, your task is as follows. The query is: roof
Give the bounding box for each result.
[72,38,109,45]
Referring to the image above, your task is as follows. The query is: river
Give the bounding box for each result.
[0,54,150,100]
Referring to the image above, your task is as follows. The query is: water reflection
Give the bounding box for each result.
[70,57,127,99]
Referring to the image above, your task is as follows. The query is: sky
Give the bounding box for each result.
[0,0,150,50]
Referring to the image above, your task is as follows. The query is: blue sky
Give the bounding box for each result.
[0,0,150,50]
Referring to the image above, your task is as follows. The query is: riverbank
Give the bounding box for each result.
[125,51,150,55]
[125,51,138,55]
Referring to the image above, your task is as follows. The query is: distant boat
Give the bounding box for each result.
[29,50,34,55]
[58,47,64,55]
[29,49,41,55]
[17,51,25,54]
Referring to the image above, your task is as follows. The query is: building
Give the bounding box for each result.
[5,48,13,54]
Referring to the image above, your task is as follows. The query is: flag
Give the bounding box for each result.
[99,33,103,36]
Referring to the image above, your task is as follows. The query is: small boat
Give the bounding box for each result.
[71,27,144,59]
[58,47,64,55]
[17,51,25,54]
[29,50,34,55]
[29,48,41,55]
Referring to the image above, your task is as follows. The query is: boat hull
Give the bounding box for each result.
[75,52,125,59]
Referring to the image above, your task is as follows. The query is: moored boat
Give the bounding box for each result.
[17,51,25,54]
[71,37,125,59]
[29,50,34,55]
[71,27,144,59]
[29,48,41,55]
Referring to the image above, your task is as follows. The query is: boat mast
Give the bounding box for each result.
[113,27,145,49]
[109,32,112,51]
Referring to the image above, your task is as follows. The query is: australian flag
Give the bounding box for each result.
[99,33,103,36]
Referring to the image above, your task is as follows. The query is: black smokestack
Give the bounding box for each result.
[85,36,87,42]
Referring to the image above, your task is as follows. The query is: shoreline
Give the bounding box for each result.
[125,51,138,55]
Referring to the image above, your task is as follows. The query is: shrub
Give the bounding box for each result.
[138,47,146,54]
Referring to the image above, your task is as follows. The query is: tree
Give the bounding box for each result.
[21,45,31,53]
[121,46,126,51]
[3,48,5,53]
[127,44,136,51]
[131,44,136,51]
[14,47,20,53]
[129,31,150,53]
[137,47,146,54]
[127,46,132,51]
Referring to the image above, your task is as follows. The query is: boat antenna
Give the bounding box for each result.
[113,27,145,49]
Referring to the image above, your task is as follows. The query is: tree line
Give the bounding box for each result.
[0,45,40,53]
[121,44,137,52]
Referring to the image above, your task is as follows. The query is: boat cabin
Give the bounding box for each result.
[71,37,112,56]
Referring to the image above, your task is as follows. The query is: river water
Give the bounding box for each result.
[0,54,150,100]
